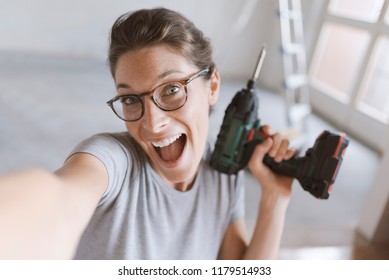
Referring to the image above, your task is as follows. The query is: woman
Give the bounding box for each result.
[0,8,294,259]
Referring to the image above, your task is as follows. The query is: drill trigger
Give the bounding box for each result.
[247,129,255,142]
[258,128,270,139]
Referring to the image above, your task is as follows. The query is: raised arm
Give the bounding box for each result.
[218,125,294,260]
[0,153,107,259]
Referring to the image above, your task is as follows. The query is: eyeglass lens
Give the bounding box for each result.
[111,82,187,121]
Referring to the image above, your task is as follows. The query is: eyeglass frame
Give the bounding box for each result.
[106,67,211,122]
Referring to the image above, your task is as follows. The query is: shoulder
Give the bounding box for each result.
[71,132,144,162]
[68,132,147,205]
[76,132,134,151]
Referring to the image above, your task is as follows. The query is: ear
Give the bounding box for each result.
[208,70,220,106]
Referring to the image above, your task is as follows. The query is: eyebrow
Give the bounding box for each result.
[116,70,184,90]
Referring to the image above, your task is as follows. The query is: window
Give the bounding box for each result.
[310,22,370,102]
[357,36,389,123]
[385,3,389,23]
[328,0,384,23]
[308,0,389,151]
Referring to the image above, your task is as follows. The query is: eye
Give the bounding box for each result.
[120,95,141,105]
[162,84,182,96]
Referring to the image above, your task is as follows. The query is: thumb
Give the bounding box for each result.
[248,138,273,169]
[254,137,273,159]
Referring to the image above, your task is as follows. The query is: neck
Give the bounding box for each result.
[173,179,195,192]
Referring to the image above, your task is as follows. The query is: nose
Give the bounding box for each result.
[141,97,169,132]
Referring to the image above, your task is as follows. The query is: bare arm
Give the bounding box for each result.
[0,153,107,259]
[218,196,289,260]
[218,125,294,260]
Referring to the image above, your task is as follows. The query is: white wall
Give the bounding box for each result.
[0,0,322,91]
[358,138,389,244]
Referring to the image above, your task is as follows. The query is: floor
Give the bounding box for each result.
[0,52,386,259]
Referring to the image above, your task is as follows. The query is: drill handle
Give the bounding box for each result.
[247,127,302,178]
[263,154,302,177]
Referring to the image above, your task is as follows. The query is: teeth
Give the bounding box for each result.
[152,134,182,148]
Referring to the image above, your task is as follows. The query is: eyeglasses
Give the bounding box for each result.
[107,68,210,122]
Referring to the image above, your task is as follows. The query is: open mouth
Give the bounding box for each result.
[152,133,187,163]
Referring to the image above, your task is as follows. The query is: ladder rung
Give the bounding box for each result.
[277,10,302,20]
[289,104,311,124]
[284,74,308,89]
[281,43,305,55]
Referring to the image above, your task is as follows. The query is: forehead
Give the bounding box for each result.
[114,45,197,87]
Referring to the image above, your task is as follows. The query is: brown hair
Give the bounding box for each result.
[108,8,215,77]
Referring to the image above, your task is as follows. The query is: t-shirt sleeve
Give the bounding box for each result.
[229,170,245,223]
[67,133,130,207]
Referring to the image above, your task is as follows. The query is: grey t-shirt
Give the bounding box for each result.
[70,132,245,260]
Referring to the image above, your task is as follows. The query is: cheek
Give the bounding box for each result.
[186,87,211,116]
[183,90,211,137]
[125,123,134,134]
[125,123,142,143]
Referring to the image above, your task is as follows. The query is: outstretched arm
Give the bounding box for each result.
[0,153,107,259]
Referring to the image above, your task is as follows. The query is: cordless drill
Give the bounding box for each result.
[210,47,349,199]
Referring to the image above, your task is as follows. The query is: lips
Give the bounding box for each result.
[152,133,187,163]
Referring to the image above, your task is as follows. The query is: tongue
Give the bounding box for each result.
[158,136,186,162]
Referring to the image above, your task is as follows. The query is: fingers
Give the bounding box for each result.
[248,137,273,177]
[261,125,271,136]
[274,138,290,162]
[268,132,282,158]
[261,125,296,162]
[284,148,296,160]
[248,126,295,198]
[251,137,273,162]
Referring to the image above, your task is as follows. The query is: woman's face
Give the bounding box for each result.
[114,45,220,191]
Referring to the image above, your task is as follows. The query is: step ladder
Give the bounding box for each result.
[277,0,311,138]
